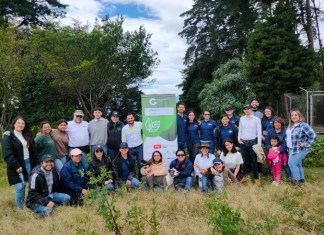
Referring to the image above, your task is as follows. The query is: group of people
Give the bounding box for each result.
[1,98,317,217]
[176,98,316,190]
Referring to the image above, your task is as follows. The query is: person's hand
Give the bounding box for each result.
[269,148,274,153]
[210,168,217,175]
[200,169,207,175]
[104,179,113,185]
[16,167,23,173]
[81,189,88,195]
[235,147,240,151]
[238,140,244,145]
[194,163,199,168]
[217,150,221,156]
[147,171,154,177]
[284,163,287,167]
[299,142,305,148]
[47,201,55,208]
[126,180,131,187]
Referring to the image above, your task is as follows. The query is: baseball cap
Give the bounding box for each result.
[213,158,223,165]
[74,110,84,116]
[93,144,103,152]
[111,111,119,116]
[70,148,82,156]
[119,142,128,148]
[41,154,54,162]
[224,104,233,110]
[243,104,252,109]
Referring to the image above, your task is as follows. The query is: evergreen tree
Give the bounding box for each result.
[244,1,317,107]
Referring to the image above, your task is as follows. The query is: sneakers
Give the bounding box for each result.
[271,181,279,186]
[254,179,261,186]
[240,176,249,183]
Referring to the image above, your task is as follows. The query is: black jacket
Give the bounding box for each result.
[88,155,113,187]
[214,124,239,151]
[26,165,61,208]
[2,131,36,185]
[112,153,136,188]
[107,121,124,150]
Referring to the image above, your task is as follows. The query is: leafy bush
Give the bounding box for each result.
[304,135,324,167]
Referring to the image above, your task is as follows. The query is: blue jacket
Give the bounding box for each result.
[186,122,200,144]
[200,119,217,142]
[214,124,239,151]
[177,114,187,142]
[60,160,89,199]
[169,158,193,179]
[265,128,287,153]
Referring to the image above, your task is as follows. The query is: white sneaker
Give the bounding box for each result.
[272,181,279,186]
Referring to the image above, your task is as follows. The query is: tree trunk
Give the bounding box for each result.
[305,0,314,49]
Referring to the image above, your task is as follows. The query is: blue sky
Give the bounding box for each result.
[61,0,193,95]
[98,2,158,20]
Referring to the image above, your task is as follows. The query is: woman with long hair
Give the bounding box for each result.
[286,109,316,185]
[186,110,200,163]
[2,116,36,209]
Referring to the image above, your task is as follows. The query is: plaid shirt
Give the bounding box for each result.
[288,122,316,154]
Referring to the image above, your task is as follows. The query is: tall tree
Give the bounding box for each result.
[244,1,318,108]
[0,0,66,27]
[178,0,258,111]
[20,17,158,121]
[199,59,255,118]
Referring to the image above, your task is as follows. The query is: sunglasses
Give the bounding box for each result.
[177,154,185,157]
[95,149,103,153]
[76,115,83,118]
[204,113,210,116]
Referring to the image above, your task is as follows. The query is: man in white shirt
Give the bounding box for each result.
[88,107,108,156]
[122,113,143,179]
[238,104,262,185]
[66,110,89,164]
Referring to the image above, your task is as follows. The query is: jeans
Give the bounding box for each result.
[200,176,213,193]
[173,176,193,191]
[288,150,308,181]
[128,178,140,188]
[178,141,187,151]
[55,156,67,176]
[187,142,200,163]
[14,159,31,209]
[107,147,118,162]
[284,164,292,180]
[106,182,115,191]
[240,141,259,179]
[91,144,108,158]
[129,145,143,179]
[33,192,71,217]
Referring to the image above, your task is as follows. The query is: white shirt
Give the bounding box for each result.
[66,120,89,147]
[194,153,215,178]
[122,121,142,148]
[14,130,29,160]
[238,115,262,145]
[220,152,243,169]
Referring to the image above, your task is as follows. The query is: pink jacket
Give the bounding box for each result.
[265,146,287,165]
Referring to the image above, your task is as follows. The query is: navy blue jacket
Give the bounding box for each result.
[169,158,193,179]
[177,114,187,142]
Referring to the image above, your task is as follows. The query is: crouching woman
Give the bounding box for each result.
[141,151,167,190]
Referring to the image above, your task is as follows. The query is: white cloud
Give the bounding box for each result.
[59,0,194,95]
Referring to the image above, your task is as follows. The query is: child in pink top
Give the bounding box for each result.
[265,136,288,185]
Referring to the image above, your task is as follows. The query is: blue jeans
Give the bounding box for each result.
[129,178,140,188]
[284,164,292,180]
[15,159,31,209]
[107,147,118,162]
[240,141,259,179]
[128,145,143,179]
[106,182,115,191]
[288,150,308,181]
[55,156,67,176]
[173,176,193,191]
[33,192,70,217]
[200,176,213,193]
[91,144,108,158]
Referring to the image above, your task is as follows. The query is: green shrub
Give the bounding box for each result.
[304,135,324,167]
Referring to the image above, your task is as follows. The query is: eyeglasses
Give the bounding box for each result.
[225,109,232,111]
[204,113,210,116]
[95,149,103,153]
[177,154,185,157]
[76,115,83,118]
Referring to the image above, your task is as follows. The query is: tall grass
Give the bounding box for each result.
[0,156,323,235]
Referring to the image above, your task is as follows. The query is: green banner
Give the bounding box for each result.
[141,94,177,167]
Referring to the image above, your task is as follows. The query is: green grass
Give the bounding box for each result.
[0,156,323,235]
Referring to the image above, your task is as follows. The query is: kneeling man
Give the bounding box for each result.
[26,154,70,217]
